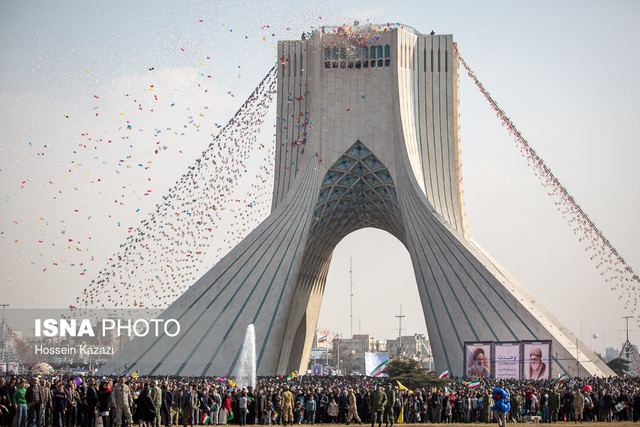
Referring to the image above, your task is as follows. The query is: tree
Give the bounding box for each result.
[607,357,629,376]
[386,358,451,390]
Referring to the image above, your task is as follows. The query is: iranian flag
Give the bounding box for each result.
[551,373,568,386]
[318,335,327,343]
[333,334,339,342]
[439,369,449,379]
[467,380,481,389]
[365,352,389,377]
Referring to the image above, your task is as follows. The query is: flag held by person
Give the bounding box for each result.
[365,352,389,378]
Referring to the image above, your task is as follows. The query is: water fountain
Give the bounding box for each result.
[233,324,256,389]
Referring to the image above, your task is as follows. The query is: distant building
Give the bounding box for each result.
[605,346,619,362]
[306,331,432,374]
[386,335,430,358]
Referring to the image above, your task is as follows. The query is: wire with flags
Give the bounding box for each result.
[453,44,640,322]
[416,335,434,366]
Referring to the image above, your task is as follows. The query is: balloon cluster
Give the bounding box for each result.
[321,22,410,53]
[452,45,640,322]
[74,66,278,310]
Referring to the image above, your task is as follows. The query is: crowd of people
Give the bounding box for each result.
[1,374,640,427]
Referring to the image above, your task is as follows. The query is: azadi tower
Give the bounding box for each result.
[100,24,613,377]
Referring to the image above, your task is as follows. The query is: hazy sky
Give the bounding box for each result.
[1,0,638,356]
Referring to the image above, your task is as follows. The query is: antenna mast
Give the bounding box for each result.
[395,305,405,357]
[350,257,353,338]
[622,315,633,360]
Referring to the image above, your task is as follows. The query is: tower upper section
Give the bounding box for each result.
[273,24,468,238]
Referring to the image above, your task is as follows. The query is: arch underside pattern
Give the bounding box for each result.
[312,140,404,244]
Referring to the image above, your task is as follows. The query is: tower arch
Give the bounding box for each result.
[276,140,406,373]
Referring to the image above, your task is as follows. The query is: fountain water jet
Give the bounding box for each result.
[233,324,256,389]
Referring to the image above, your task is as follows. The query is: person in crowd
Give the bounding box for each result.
[304,394,316,425]
[382,384,394,427]
[161,383,174,427]
[83,378,98,427]
[135,383,157,427]
[52,383,68,427]
[26,377,44,427]
[179,384,197,427]
[149,381,162,427]
[524,385,536,416]
[539,390,550,423]
[490,387,510,427]
[561,388,574,422]
[221,390,233,425]
[281,386,294,426]
[97,381,111,427]
[573,388,584,423]
[480,390,491,423]
[14,379,28,427]
[237,390,248,426]
[338,391,349,424]
[327,398,338,423]
[345,389,360,425]
[293,391,304,425]
[111,377,133,427]
[254,388,265,426]
[368,385,386,427]
[510,391,522,423]
[549,388,561,423]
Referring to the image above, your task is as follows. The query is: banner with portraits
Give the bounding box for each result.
[464,342,492,378]
[493,342,521,379]
[463,340,552,379]
[523,341,551,380]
